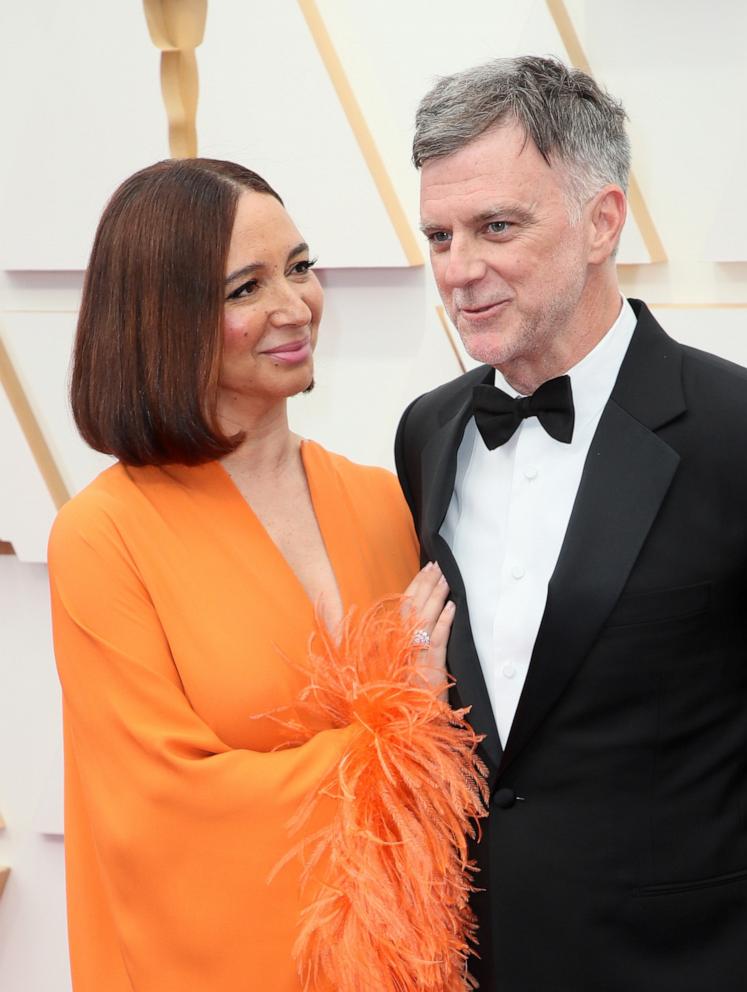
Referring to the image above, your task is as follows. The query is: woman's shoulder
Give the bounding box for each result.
[52,462,127,524]
[49,462,166,558]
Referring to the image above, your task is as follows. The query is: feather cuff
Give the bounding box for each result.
[270,599,489,992]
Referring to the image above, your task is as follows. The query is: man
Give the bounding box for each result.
[395,56,747,991]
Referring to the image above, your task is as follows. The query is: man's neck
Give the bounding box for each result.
[499,286,623,394]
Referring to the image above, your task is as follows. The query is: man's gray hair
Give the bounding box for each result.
[413,56,630,218]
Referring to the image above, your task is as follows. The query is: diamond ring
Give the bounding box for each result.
[412,628,431,647]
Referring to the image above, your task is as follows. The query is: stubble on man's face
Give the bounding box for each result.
[452,263,585,364]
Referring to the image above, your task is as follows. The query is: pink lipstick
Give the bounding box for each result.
[261,337,312,365]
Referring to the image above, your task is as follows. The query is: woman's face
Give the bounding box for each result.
[219,191,323,413]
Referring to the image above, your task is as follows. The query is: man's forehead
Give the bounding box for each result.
[419,126,558,222]
[421,128,546,187]
[421,119,531,166]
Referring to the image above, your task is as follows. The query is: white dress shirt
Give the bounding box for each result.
[440,299,637,745]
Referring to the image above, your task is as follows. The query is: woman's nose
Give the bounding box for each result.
[267,283,312,327]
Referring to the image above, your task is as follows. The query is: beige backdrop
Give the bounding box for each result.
[1,2,746,989]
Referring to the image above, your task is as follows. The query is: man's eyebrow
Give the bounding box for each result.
[473,205,535,225]
[419,205,535,234]
[419,220,446,235]
[224,242,309,285]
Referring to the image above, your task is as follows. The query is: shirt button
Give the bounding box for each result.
[502,663,516,679]
[524,466,538,480]
[511,564,525,580]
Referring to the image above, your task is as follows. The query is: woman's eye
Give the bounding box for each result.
[291,257,318,276]
[227,279,258,300]
[487,220,510,235]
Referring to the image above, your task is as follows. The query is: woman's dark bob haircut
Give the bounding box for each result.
[71,158,282,466]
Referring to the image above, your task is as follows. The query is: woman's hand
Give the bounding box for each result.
[403,562,455,700]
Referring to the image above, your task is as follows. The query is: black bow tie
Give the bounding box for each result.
[472,374,575,449]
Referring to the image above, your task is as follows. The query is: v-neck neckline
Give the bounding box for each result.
[211,439,348,624]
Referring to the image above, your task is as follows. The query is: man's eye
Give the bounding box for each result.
[227,279,258,300]
[487,221,510,234]
[428,231,451,245]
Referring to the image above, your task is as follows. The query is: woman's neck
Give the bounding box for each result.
[218,397,299,479]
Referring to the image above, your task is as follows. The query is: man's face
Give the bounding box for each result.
[419,122,593,375]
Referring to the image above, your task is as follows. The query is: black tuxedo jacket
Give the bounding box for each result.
[395,301,747,991]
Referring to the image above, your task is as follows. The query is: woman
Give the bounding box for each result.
[48,159,486,992]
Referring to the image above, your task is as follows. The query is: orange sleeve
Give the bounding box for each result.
[49,504,357,991]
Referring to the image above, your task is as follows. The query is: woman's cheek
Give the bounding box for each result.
[222,313,252,352]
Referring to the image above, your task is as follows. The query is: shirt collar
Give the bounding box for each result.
[493,297,637,430]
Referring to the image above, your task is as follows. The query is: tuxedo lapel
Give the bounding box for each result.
[418,367,503,776]
[500,303,687,774]
[420,366,492,548]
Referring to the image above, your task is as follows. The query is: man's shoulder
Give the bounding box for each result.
[626,301,747,450]
[678,343,747,433]
[679,340,747,388]
[627,299,747,415]
[632,299,747,386]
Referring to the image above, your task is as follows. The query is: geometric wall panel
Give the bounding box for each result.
[544,0,664,263]
[1,313,112,498]
[0,368,58,563]
[197,0,415,268]
[316,0,660,264]
[0,313,113,561]
[0,553,69,990]
[0,1,418,270]
[703,118,747,261]
[34,748,65,838]
[0,335,69,510]
[578,0,747,270]
[0,2,166,270]
[8,0,743,276]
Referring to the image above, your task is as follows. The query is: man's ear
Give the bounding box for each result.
[587,185,627,264]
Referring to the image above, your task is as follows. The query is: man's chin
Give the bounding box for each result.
[460,332,511,369]
[454,317,507,362]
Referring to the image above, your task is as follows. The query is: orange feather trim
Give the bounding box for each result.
[268,598,489,992]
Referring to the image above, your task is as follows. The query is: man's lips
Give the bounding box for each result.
[261,336,313,364]
[459,299,510,319]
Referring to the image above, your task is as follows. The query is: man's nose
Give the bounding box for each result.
[441,239,488,290]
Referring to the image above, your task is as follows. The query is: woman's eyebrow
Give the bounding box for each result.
[224,261,261,285]
[224,242,309,285]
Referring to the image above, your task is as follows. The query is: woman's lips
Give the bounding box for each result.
[261,337,312,364]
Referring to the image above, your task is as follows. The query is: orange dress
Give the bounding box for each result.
[49,442,485,992]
